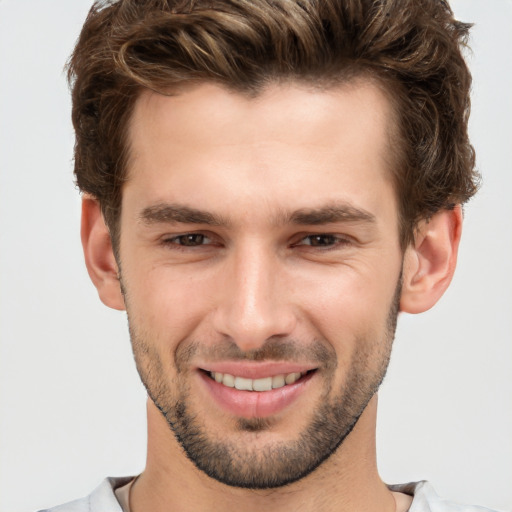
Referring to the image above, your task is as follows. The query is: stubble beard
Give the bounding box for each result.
[125,278,401,489]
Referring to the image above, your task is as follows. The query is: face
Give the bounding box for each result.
[119,81,404,488]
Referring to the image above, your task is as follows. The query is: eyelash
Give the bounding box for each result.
[294,234,352,249]
[160,232,352,250]
[161,233,215,248]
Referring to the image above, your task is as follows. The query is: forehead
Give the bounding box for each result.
[128,79,395,156]
[124,80,398,227]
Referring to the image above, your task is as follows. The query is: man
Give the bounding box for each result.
[40,0,496,511]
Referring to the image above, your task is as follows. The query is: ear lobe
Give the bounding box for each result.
[81,196,125,311]
[400,206,463,314]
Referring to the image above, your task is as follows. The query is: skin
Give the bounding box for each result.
[82,81,462,512]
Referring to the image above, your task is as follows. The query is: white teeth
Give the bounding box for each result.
[234,377,253,391]
[271,375,285,389]
[252,377,272,392]
[222,373,235,387]
[285,372,301,385]
[209,371,307,391]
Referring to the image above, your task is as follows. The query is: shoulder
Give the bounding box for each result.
[37,477,134,512]
[389,481,502,512]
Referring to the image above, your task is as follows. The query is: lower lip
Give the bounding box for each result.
[198,371,314,419]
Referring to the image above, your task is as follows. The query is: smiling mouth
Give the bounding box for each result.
[204,370,314,391]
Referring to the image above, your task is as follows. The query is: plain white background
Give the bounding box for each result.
[0,1,510,511]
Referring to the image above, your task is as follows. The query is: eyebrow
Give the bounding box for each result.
[287,204,376,225]
[140,204,230,226]
[139,202,376,227]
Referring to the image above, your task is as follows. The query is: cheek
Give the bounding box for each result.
[293,263,399,349]
[124,263,219,343]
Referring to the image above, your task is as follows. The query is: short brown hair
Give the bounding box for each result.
[67,0,478,250]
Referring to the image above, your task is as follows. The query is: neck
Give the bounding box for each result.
[130,395,396,512]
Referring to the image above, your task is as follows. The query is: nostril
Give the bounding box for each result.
[213,306,297,349]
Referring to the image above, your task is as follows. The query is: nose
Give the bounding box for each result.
[212,243,297,352]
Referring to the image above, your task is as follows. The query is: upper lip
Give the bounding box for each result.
[197,361,317,379]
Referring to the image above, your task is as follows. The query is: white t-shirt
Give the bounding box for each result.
[39,476,501,512]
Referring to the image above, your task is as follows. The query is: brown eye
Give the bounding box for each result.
[161,232,217,250]
[304,234,338,246]
[176,234,207,246]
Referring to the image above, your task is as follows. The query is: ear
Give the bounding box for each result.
[81,196,125,311]
[400,206,463,314]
